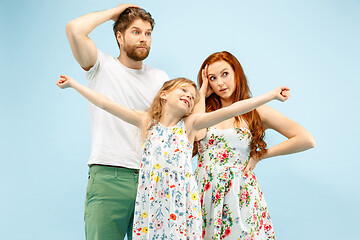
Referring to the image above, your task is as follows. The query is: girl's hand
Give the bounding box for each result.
[243,157,260,175]
[199,65,214,98]
[56,75,74,89]
[272,86,290,102]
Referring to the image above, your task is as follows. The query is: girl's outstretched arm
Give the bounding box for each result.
[190,86,290,131]
[56,75,146,128]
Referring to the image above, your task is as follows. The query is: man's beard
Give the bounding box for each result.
[124,43,150,61]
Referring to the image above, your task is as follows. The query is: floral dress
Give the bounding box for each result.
[195,127,275,240]
[133,119,202,240]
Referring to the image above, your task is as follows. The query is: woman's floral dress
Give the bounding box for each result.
[133,119,202,239]
[195,127,275,240]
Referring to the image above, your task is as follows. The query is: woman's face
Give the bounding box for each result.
[207,60,236,101]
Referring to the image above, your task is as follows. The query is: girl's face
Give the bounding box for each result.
[207,61,236,101]
[162,84,197,115]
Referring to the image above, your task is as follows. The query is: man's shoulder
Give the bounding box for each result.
[96,49,117,63]
[143,64,169,80]
[143,64,165,73]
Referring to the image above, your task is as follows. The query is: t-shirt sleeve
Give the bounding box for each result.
[156,70,169,91]
[162,71,170,82]
[83,49,105,82]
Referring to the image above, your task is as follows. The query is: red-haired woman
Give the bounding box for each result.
[194,51,316,239]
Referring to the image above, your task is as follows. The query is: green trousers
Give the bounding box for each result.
[85,165,139,240]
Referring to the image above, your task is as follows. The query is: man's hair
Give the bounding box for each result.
[113,7,155,37]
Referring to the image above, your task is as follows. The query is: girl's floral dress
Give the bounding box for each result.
[195,127,275,240]
[133,119,202,239]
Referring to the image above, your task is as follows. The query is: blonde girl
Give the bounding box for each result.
[56,75,289,239]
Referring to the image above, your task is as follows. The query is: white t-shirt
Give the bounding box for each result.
[84,50,169,169]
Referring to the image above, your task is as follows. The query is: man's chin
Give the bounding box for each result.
[128,50,150,61]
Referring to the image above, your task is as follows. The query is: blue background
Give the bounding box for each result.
[1,0,359,239]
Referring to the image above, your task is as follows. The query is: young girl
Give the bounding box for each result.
[56,75,290,239]
[194,51,315,239]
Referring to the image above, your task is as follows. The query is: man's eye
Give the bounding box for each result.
[133,31,139,34]
[146,32,151,36]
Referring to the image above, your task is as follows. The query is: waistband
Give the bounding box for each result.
[89,164,139,175]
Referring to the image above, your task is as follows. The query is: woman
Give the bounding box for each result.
[194,51,316,239]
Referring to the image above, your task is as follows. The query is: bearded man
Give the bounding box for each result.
[65,4,169,240]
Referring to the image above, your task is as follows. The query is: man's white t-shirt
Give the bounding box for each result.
[84,50,169,169]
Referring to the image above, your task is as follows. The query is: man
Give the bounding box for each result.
[66,4,169,240]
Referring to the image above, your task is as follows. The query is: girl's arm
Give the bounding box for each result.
[190,87,290,131]
[56,75,146,128]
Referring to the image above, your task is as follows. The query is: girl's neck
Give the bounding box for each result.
[159,108,184,127]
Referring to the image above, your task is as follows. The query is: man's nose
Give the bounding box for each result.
[139,33,147,42]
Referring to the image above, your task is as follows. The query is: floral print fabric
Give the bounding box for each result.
[195,127,275,240]
[133,119,202,239]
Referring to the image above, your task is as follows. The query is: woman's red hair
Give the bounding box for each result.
[198,51,267,159]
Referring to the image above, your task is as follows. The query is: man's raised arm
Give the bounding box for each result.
[65,3,138,70]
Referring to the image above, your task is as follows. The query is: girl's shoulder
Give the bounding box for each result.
[183,113,199,131]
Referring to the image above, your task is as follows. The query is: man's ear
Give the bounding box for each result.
[116,31,123,48]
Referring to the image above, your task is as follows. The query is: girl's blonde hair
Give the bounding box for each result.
[142,78,199,140]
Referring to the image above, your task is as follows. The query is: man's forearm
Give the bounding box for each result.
[66,8,117,37]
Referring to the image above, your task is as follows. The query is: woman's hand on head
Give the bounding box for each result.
[273,86,290,102]
[56,75,74,89]
[199,65,214,98]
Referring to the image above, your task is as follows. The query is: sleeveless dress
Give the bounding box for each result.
[133,119,202,240]
[195,127,276,240]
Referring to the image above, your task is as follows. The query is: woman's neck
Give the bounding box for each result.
[220,97,233,108]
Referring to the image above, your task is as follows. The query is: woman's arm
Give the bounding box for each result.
[242,105,316,175]
[56,75,146,128]
[193,65,213,141]
[260,105,316,158]
[190,87,290,131]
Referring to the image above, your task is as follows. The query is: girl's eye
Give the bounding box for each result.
[182,88,186,92]
[222,72,228,77]
[209,76,215,81]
